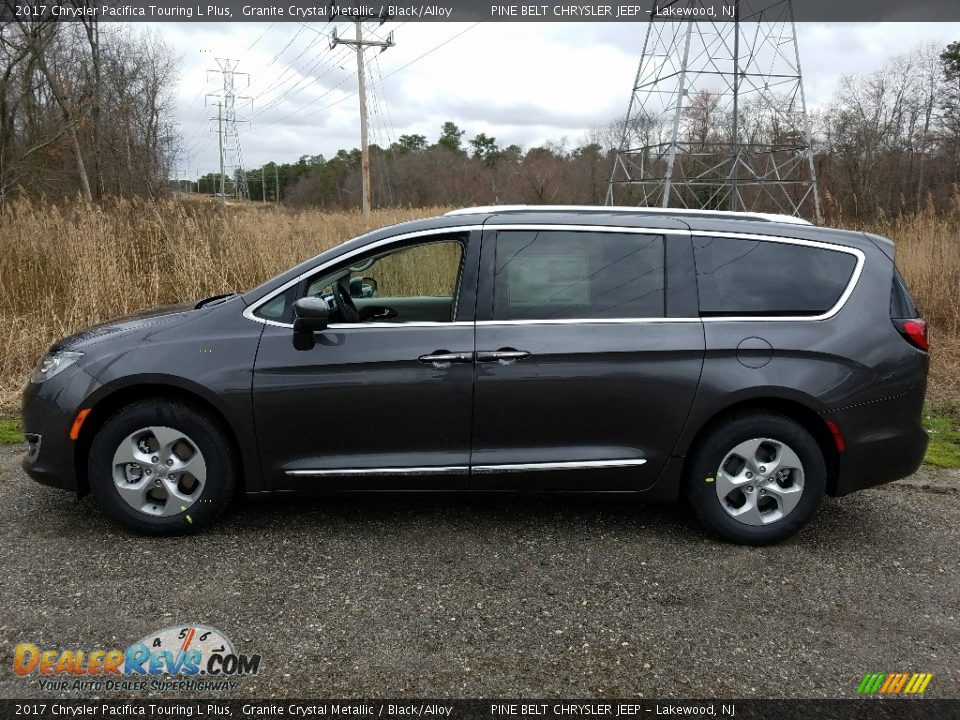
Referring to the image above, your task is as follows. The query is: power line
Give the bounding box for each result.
[244,22,276,53]
[372,53,396,144]
[381,22,481,80]
[366,61,395,205]
[244,24,308,96]
[268,21,476,130]
[256,70,357,133]
[251,45,354,119]
[249,30,328,103]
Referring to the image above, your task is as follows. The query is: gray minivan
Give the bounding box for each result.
[22,206,929,544]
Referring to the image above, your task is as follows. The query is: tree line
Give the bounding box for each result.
[3,25,959,224]
[217,40,960,222]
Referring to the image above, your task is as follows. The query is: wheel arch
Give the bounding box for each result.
[680,396,841,496]
[74,379,248,497]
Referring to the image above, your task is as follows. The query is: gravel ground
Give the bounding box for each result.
[0,444,958,700]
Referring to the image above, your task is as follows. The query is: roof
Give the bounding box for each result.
[445,205,813,226]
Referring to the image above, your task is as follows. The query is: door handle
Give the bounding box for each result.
[476,348,531,363]
[418,350,473,366]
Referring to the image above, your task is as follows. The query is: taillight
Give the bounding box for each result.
[893,318,929,351]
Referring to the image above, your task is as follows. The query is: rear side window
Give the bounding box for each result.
[693,236,858,317]
[890,268,919,318]
[492,230,665,320]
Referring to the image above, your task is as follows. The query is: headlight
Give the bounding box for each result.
[31,351,84,383]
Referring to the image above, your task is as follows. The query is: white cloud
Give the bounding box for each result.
[164,20,960,177]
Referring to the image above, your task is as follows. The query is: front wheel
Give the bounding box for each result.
[685,413,826,545]
[88,400,236,535]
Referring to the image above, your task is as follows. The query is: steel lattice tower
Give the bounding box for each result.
[206,59,252,201]
[607,0,821,221]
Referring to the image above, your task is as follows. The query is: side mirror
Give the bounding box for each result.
[293,297,329,334]
[349,276,378,298]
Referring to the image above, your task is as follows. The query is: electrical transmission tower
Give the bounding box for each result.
[206,58,252,202]
[331,16,395,226]
[607,0,821,222]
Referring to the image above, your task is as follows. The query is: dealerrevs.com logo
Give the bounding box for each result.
[13,625,261,693]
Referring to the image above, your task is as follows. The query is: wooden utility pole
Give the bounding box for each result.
[275,164,279,204]
[331,18,395,226]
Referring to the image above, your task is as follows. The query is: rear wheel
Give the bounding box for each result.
[686,413,826,545]
[88,400,236,535]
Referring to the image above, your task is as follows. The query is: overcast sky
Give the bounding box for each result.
[166,21,960,177]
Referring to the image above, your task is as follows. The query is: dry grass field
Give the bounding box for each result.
[0,197,958,415]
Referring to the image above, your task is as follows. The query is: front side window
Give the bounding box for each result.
[693,236,858,317]
[492,230,665,321]
[255,238,465,324]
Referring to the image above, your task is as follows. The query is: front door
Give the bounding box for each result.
[470,226,704,490]
[251,230,479,491]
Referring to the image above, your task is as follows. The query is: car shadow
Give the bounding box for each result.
[11,466,916,550]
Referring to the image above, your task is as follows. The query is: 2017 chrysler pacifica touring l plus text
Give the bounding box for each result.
[21,206,930,544]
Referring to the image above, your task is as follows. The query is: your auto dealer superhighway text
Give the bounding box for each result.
[492,705,731,716]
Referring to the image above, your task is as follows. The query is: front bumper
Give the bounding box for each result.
[827,381,929,497]
[21,366,102,493]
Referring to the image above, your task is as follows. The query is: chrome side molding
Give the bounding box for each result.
[285,458,648,478]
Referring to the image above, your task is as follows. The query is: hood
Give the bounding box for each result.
[52,302,197,351]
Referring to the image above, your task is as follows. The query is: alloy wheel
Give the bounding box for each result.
[714,437,805,526]
[111,426,207,517]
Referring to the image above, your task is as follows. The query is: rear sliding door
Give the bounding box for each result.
[470,225,705,491]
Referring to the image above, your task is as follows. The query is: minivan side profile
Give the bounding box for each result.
[21,206,929,544]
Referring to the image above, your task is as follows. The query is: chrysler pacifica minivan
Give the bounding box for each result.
[22,206,929,544]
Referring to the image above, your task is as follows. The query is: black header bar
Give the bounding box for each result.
[3,0,960,23]
[1,700,959,720]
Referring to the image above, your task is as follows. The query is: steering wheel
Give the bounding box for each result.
[331,280,361,323]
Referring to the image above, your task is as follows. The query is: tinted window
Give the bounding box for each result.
[890,268,919,318]
[693,236,857,316]
[255,238,464,324]
[492,231,665,321]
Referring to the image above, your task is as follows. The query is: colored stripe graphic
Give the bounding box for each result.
[880,673,909,694]
[858,672,932,695]
[904,673,933,694]
[857,673,886,694]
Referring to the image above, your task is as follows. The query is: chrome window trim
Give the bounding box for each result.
[242,225,483,328]
[243,224,682,329]
[243,223,865,328]
[693,231,866,323]
[472,458,648,474]
[329,321,474,329]
[475,318,701,326]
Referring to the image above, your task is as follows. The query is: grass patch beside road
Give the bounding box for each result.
[0,417,21,445]
[924,402,960,469]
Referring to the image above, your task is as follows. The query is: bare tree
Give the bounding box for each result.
[13,20,93,202]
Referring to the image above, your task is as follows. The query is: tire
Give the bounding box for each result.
[88,399,236,535]
[685,413,826,545]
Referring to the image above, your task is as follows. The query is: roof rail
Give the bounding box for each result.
[444,205,813,226]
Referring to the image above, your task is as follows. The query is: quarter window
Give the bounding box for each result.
[492,230,665,321]
[693,236,858,317]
